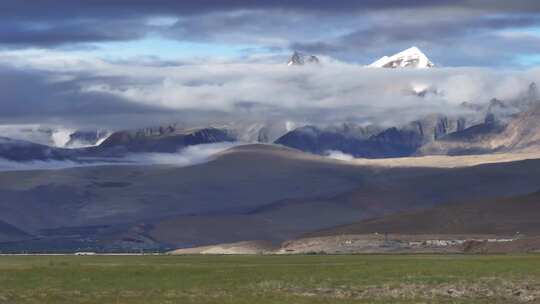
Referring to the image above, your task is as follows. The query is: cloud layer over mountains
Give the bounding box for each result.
[2,2,540,133]
[1,51,540,130]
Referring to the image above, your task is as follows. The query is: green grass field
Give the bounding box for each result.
[0,254,539,303]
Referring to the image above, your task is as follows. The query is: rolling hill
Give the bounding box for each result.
[310,190,540,237]
[2,144,540,251]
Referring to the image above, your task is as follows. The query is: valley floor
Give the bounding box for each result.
[348,151,540,168]
[0,255,540,303]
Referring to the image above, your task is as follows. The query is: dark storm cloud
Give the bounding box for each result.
[1,1,540,48]
[0,20,144,47]
[0,1,461,20]
[2,1,540,19]
[0,1,456,47]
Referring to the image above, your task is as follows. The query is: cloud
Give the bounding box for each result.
[0,1,473,22]
[0,62,182,129]
[3,1,540,21]
[0,51,539,132]
[0,157,85,171]
[325,150,354,161]
[121,142,239,166]
[0,2,540,67]
[290,13,540,66]
[0,142,240,171]
[0,19,146,47]
[0,3,540,145]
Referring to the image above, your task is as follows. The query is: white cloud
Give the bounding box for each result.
[51,129,75,147]
[325,150,355,161]
[121,142,239,166]
[0,49,539,129]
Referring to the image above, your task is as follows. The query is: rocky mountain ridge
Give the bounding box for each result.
[287,51,320,66]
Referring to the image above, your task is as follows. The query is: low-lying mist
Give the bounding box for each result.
[0,142,241,172]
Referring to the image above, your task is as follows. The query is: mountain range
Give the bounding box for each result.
[2,46,540,253]
[0,47,475,162]
[3,81,538,162]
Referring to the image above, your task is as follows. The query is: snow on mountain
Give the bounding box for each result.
[0,125,109,148]
[287,51,320,66]
[64,130,110,148]
[370,46,435,69]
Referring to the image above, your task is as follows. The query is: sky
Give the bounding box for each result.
[3,0,540,65]
[2,1,540,131]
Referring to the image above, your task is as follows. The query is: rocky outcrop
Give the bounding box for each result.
[490,103,540,151]
[419,103,540,155]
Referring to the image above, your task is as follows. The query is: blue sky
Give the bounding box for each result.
[89,39,254,61]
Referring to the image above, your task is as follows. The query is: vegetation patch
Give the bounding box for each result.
[0,255,539,303]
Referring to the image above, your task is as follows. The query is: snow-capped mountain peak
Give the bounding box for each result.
[287,51,320,66]
[369,46,434,69]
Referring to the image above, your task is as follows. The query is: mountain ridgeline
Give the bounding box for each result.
[0,127,235,161]
[98,126,234,153]
[1,94,540,162]
[274,115,467,158]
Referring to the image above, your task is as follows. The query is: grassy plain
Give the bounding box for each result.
[0,254,539,303]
